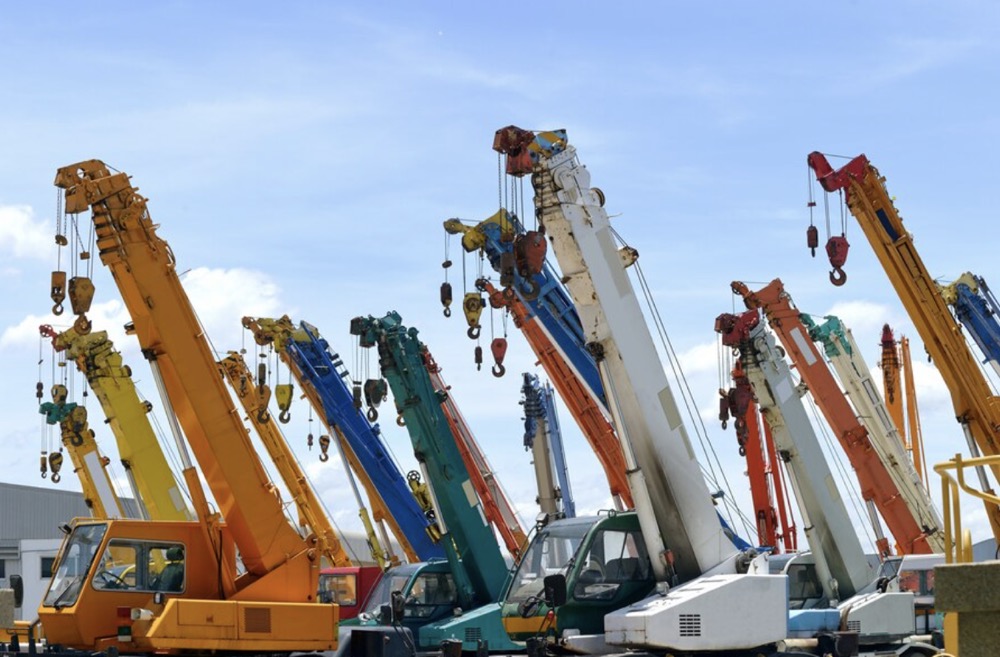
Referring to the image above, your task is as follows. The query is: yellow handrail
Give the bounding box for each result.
[934,453,1000,564]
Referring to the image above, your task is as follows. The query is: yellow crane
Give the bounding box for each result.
[810,151,1000,540]
[40,325,192,521]
[38,160,338,655]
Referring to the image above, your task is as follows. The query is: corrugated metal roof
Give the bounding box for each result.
[0,482,90,540]
[0,483,397,566]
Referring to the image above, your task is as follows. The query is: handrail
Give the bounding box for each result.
[934,453,1000,563]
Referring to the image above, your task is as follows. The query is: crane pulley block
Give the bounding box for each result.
[69,276,95,316]
[363,378,388,421]
[440,281,453,317]
[498,252,516,289]
[463,293,484,339]
[276,383,294,424]
[513,230,546,278]
[318,434,331,462]
[826,235,850,286]
[491,338,508,378]
[50,270,67,315]
[48,450,64,483]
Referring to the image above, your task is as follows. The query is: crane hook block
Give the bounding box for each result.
[49,451,64,482]
[318,434,331,462]
[440,281,453,318]
[307,432,314,450]
[463,292,484,339]
[491,338,508,378]
[499,252,517,289]
[474,345,483,371]
[276,383,294,423]
[514,230,546,278]
[825,235,849,286]
[68,276,95,316]
[40,453,48,479]
[806,225,818,257]
[352,381,363,410]
[51,271,67,315]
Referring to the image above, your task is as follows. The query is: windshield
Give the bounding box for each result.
[506,522,588,603]
[43,523,107,608]
[363,571,412,614]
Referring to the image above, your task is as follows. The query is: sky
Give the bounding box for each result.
[2,2,999,560]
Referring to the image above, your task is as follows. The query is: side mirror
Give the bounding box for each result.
[9,575,23,608]
[542,574,566,609]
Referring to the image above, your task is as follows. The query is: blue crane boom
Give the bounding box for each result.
[243,316,444,564]
[521,373,576,519]
[940,273,1000,379]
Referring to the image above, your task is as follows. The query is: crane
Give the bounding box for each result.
[350,311,520,653]
[880,325,929,487]
[37,380,127,519]
[521,373,576,520]
[716,310,924,652]
[493,126,781,654]
[425,353,528,558]
[808,151,1000,540]
[444,214,633,509]
[803,312,944,553]
[39,325,192,521]
[718,361,797,553]
[39,160,338,654]
[734,279,939,556]
[242,315,444,567]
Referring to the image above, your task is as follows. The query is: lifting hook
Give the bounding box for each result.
[474,345,483,371]
[440,281,453,318]
[318,434,331,462]
[396,413,407,427]
[367,406,379,422]
[825,235,850,287]
[257,408,270,423]
[491,337,508,378]
[51,271,66,316]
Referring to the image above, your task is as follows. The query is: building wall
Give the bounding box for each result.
[15,539,62,621]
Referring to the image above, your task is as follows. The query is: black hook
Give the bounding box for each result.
[829,267,847,287]
[279,409,291,424]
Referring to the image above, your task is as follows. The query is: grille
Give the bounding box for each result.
[678,614,702,637]
[244,607,272,634]
[465,626,482,642]
[847,619,861,634]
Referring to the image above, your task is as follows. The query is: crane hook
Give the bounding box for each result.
[396,413,407,427]
[318,434,330,462]
[367,406,379,422]
[829,267,847,286]
[519,277,540,301]
[279,409,291,423]
[467,325,481,340]
[474,345,483,371]
[257,408,270,423]
[490,337,508,378]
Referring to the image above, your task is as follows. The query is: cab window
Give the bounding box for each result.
[91,541,185,593]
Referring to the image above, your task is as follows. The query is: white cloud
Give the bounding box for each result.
[678,340,720,376]
[821,300,898,343]
[0,299,131,351]
[182,267,286,352]
[0,205,51,260]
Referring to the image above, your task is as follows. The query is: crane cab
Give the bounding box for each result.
[501,512,654,644]
[38,519,338,654]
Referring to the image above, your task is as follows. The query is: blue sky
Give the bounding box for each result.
[2,2,999,554]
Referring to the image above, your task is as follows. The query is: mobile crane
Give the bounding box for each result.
[39,325,192,521]
[39,160,338,654]
[718,361,797,553]
[426,353,528,558]
[804,312,944,553]
[242,315,445,567]
[37,379,127,519]
[880,325,929,487]
[808,151,1000,540]
[734,279,939,556]
[716,310,927,654]
[444,214,633,509]
[350,311,520,653]
[521,373,576,520]
[493,126,782,654]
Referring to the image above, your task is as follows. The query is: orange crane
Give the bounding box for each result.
[477,278,634,509]
[424,353,528,557]
[880,325,929,488]
[719,362,797,553]
[734,279,936,555]
[38,160,337,654]
[809,151,1000,540]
